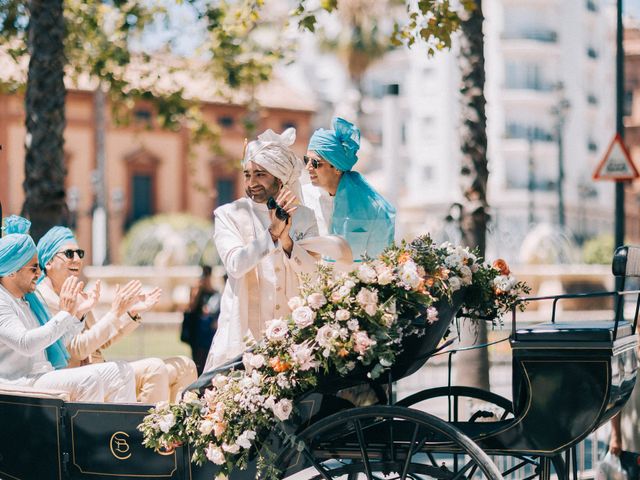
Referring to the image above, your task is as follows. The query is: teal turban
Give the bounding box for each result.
[0,217,71,369]
[307,118,396,260]
[0,216,36,276]
[37,226,77,271]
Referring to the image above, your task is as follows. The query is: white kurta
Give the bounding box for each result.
[302,183,335,237]
[204,198,320,370]
[0,285,137,403]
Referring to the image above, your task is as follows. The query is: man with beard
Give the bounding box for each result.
[0,216,136,402]
[36,225,197,402]
[203,128,320,370]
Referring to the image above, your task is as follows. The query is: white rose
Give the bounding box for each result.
[292,306,316,328]
[222,443,240,454]
[236,430,256,449]
[356,288,378,313]
[357,263,377,283]
[460,265,473,286]
[398,262,422,289]
[426,306,439,324]
[287,296,305,310]
[158,413,175,433]
[449,276,462,292]
[265,318,289,341]
[335,309,351,321]
[307,292,327,310]
[181,390,200,404]
[377,267,395,285]
[272,399,293,421]
[205,444,226,465]
[316,324,339,348]
[290,343,318,371]
[382,313,396,327]
[200,419,215,435]
[344,279,356,289]
[347,319,359,331]
[211,374,228,389]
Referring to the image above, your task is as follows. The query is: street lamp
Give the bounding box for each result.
[550,84,571,229]
[527,134,536,225]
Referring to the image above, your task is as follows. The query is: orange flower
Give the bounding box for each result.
[425,277,435,287]
[398,252,411,264]
[438,268,450,280]
[269,357,291,373]
[492,259,510,276]
[337,348,349,357]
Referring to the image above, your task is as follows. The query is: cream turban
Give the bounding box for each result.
[242,127,304,199]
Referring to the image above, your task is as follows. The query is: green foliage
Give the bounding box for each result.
[121,213,218,267]
[582,233,615,265]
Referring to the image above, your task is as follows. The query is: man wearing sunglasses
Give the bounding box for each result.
[302,117,396,262]
[0,216,136,403]
[36,226,197,402]
[203,127,320,371]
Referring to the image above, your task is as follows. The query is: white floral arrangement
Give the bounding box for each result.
[139,235,529,479]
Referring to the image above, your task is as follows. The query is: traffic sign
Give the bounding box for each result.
[593,133,639,181]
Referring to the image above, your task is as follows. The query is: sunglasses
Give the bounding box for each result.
[57,249,85,260]
[303,155,323,169]
[266,197,290,221]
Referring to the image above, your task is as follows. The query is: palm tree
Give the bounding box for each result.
[455,0,491,391]
[20,0,68,242]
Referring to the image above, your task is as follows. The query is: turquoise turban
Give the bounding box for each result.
[37,226,77,271]
[0,216,36,276]
[307,118,396,260]
[308,117,360,172]
[0,217,71,369]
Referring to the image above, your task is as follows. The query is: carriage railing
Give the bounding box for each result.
[510,288,640,340]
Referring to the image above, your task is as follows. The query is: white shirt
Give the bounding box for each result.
[0,284,81,384]
[204,198,319,370]
[302,183,335,237]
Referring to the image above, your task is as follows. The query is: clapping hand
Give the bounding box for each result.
[128,287,162,316]
[110,280,143,318]
[59,276,85,318]
[268,188,297,241]
[76,279,101,317]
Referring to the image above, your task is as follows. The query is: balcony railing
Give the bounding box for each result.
[502,30,558,43]
[504,80,557,92]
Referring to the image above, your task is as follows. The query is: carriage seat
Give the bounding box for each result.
[0,382,70,401]
[515,320,632,343]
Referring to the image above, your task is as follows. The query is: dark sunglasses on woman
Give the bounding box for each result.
[57,249,85,260]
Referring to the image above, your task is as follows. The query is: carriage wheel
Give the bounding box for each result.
[396,387,566,480]
[277,405,504,480]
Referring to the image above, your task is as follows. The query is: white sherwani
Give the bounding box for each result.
[204,198,319,371]
[0,285,137,403]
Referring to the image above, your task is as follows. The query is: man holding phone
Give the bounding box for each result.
[203,127,319,370]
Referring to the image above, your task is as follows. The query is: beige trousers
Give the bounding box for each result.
[130,355,197,403]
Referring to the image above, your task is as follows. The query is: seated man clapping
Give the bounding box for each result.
[0,217,136,402]
[37,226,197,403]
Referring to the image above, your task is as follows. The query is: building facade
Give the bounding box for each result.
[0,79,314,263]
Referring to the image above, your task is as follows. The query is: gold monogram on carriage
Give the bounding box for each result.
[109,431,132,460]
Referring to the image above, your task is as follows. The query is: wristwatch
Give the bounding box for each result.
[127,311,142,322]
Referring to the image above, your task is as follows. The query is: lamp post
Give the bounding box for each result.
[550,86,570,229]
[527,134,536,225]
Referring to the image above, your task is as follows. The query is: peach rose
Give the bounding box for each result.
[492,259,510,276]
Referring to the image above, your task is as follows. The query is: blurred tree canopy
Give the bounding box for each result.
[0,0,472,237]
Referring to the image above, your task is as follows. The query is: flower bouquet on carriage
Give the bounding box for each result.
[138,235,529,479]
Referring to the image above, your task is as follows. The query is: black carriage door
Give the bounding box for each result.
[0,393,65,480]
[64,402,186,480]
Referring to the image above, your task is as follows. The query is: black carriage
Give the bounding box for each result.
[1,246,638,480]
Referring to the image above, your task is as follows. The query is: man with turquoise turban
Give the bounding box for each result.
[36,225,197,402]
[303,117,396,261]
[0,216,136,402]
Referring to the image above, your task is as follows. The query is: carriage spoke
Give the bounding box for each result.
[298,440,334,480]
[354,419,374,480]
[400,424,420,480]
[449,458,477,480]
[502,458,534,476]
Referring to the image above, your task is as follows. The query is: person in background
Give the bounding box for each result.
[303,117,396,262]
[0,216,136,402]
[183,265,221,375]
[36,225,197,403]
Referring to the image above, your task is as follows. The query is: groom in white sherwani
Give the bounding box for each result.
[203,128,320,371]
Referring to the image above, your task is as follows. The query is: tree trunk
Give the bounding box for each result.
[455,0,491,391]
[21,0,68,242]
